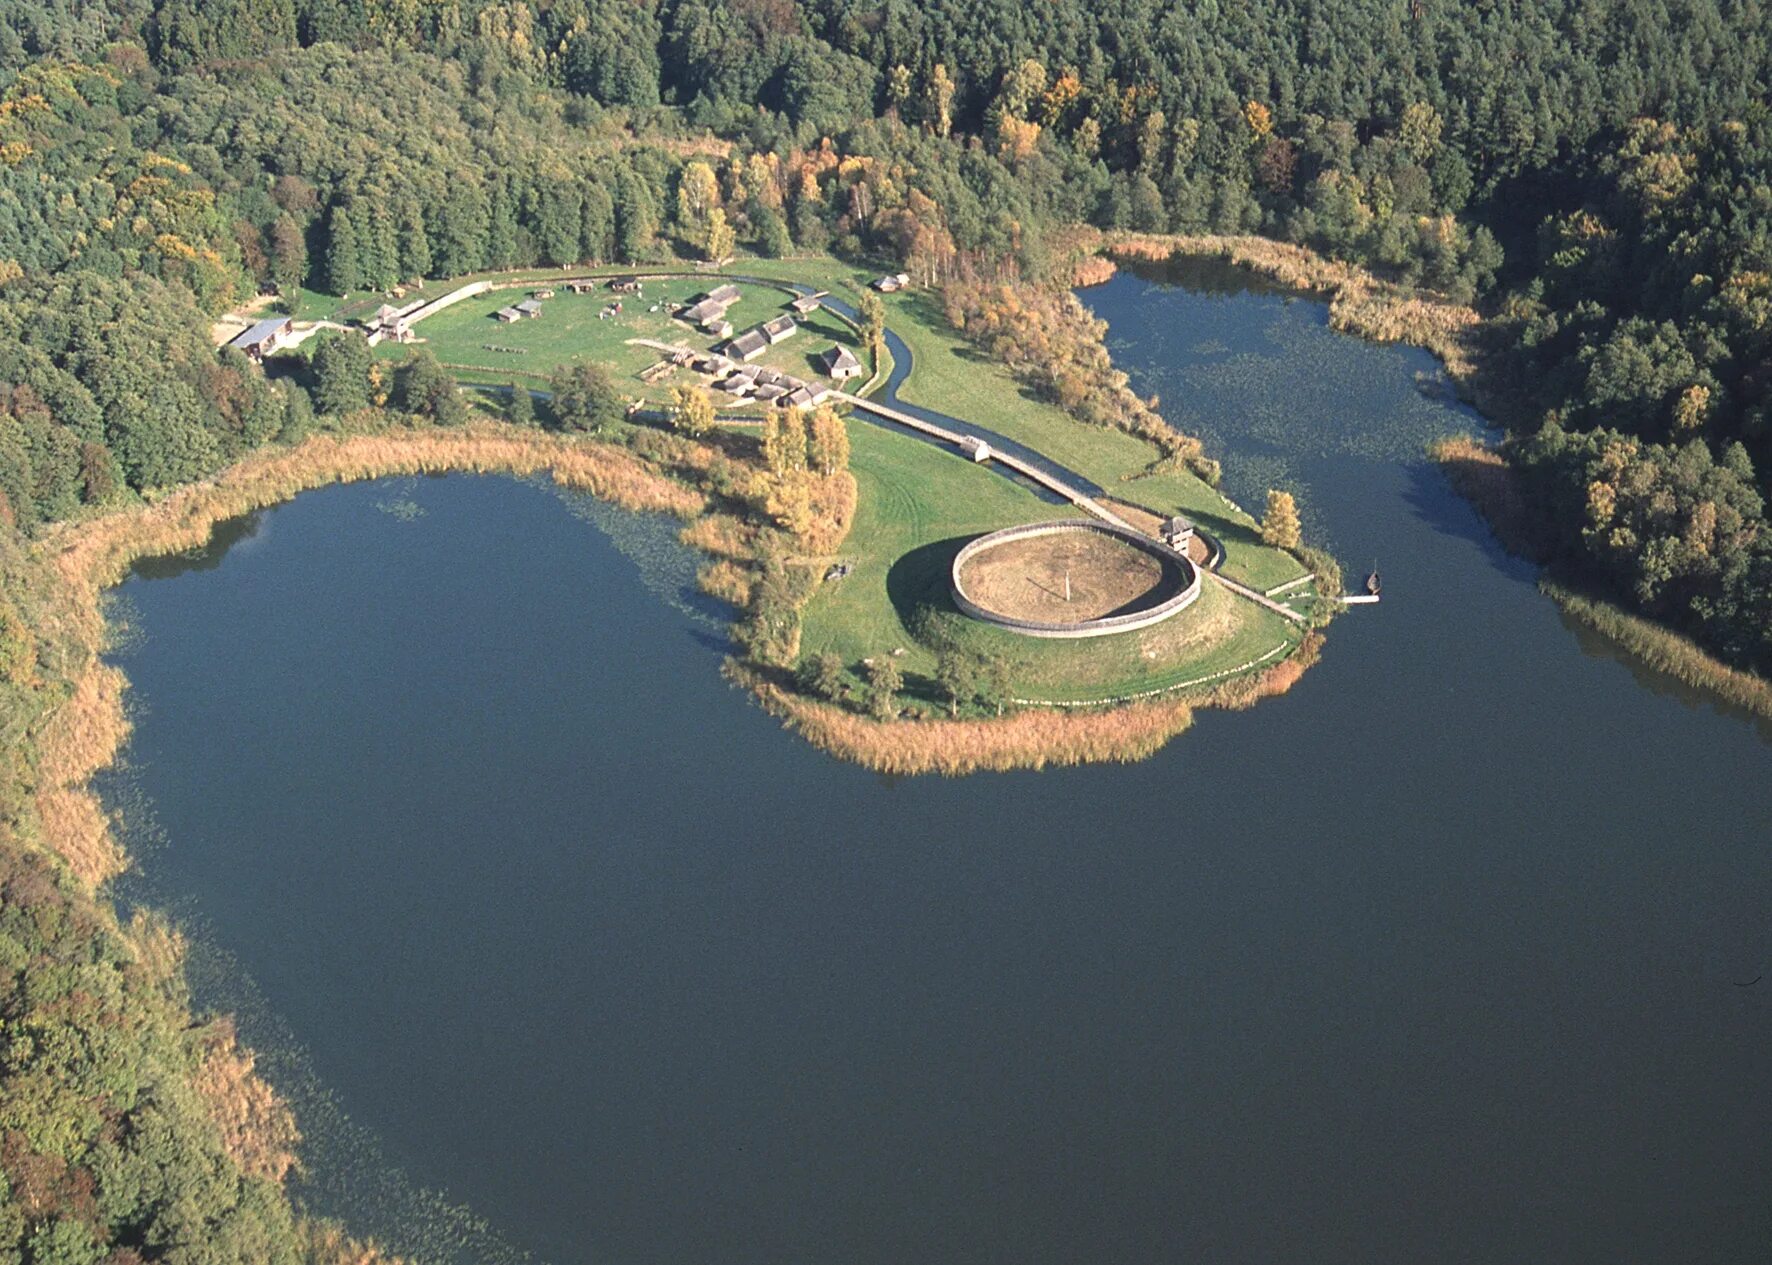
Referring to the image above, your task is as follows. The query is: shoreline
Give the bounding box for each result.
[1085,233,1771,726]
[28,409,1319,900]
[730,631,1319,776]
[1432,434,1772,721]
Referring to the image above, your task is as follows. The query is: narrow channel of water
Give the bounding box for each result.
[106,274,1770,1264]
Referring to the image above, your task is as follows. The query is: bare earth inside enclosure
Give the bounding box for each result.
[957,530,1180,622]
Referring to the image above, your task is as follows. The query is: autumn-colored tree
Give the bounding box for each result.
[1674,383,1711,432]
[705,207,735,262]
[867,656,903,719]
[672,383,715,436]
[808,405,849,475]
[885,64,913,117]
[1243,99,1274,141]
[676,160,720,249]
[765,473,814,535]
[762,405,807,475]
[997,113,1042,162]
[1261,489,1302,549]
[1137,109,1167,174]
[925,63,955,138]
[1034,68,1077,126]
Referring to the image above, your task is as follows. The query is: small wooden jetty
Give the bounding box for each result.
[1340,562,1382,605]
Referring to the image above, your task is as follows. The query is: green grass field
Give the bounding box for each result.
[298,252,1313,706]
[880,289,1309,593]
[371,269,873,402]
[798,420,1295,708]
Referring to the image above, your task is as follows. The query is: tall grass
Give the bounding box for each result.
[1544,582,1772,721]
[1429,432,1543,556]
[731,631,1320,775]
[1431,435,1772,719]
[734,663,1197,774]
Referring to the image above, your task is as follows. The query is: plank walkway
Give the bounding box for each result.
[625,339,1314,627]
[830,391,1144,532]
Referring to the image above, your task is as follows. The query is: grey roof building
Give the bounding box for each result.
[227,316,293,360]
[818,344,863,380]
[723,329,769,361]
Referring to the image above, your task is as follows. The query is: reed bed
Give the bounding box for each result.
[193,1015,302,1183]
[679,512,754,558]
[697,559,754,607]
[733,632,1320,775]
[735,665,1197,774]
[1429,434,1538,555]
[1070,255,1118,287]
[1431,435,1772,718]
[31,659,130,884]
[1543,582,1772,720]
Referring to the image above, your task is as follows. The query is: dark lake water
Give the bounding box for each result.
[107,272,1770,1264]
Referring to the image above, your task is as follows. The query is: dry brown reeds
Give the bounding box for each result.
[1543,583,1772,720]
[802,471,858,556]
[192,1015,302,1183]
[734,626,1322,776]
[679,512,753,558]
[697,559,754,607]
[734,664,1197,774]
[31,659,130,884]
[302,1221,413,1265]
[1070,255,1118,288]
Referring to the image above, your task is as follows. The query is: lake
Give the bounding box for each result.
[107,270,1771,1264]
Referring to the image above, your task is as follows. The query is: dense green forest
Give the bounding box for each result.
[0,0,1769,1258]
[1,0,1768,672]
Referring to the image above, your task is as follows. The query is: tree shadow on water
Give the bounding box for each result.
[1398,458,1536,580]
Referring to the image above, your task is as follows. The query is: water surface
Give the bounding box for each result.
[109,274,1771,1264]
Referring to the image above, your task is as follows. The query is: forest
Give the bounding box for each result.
[0,0,1768,1258]
[0,0,1766,675]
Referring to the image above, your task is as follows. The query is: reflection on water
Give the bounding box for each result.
[105,273,1772,1265]
[128,509,266,580]
[1557,605,1772,742]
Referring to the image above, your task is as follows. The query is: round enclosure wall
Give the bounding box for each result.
[950,520,1201,638]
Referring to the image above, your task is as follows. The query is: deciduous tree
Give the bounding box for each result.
[1261,488,1302,549]
[672,383,715,436]
[867,656,902,719]
[808,405,849,474]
